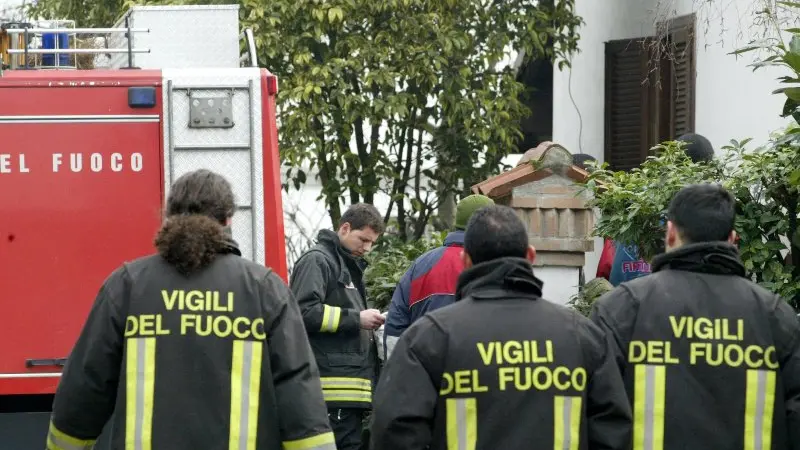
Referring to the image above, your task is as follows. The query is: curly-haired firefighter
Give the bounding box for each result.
[46,169,335,450]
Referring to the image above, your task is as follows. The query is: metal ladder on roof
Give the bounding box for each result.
[162,69,265,264]
[1,17,150,70]
[160,28,263,262]
[1,18,258,72]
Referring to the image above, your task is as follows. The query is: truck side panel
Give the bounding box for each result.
[0,70,284,449]
[161,68,287,279]
[260,69,288,281]
[0,71,165,395]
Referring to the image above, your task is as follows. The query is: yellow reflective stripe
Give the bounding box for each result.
[446,397,477,450]
[633,364,666,450]
[320,305,341,332]
[319,377,372,391]
[321,376,372,403]
[744,369,776,450]
[331,308,341,332]
[46,422,96,450]
[553,396,582,450]
[126,337,156,450]
[322,389,372,403]
[282,431,337,450]
[229,340,264,450]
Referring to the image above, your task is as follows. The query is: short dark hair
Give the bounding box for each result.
[677,133,714,163]
[340,203,385,234]
[166,169,235,224]
[464,205,529,264]
[667,183,736,243]
[572,153,597,171]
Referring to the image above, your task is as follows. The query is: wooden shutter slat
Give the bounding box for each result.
[667,16,696,138]
[605,15,696,173]
[604,38,652,172]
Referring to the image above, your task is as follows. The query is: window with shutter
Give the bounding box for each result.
[604,38,653,172]
[604,14,696,171]
[662,14,696,139]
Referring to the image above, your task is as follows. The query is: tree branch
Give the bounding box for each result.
[397,109,418,241]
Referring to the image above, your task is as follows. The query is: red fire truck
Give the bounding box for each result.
[0,6,287,447]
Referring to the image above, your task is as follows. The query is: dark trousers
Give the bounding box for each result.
[328,408,368,450]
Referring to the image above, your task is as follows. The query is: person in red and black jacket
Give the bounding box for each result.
[596,237,616,279]
[382,194,495,360]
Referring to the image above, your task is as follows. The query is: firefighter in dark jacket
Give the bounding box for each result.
[371,205,632,450]
[46,169,335,450]
[591,183,800,449]
[290,203,386,450]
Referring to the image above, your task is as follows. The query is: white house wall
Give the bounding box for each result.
[552,0,795,280]
[552,0,659,282]
[670,0,791,147]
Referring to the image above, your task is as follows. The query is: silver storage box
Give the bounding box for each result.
[107,4,240,69]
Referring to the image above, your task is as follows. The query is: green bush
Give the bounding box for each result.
[580,133,800,308]
[581,141,725,262]
[568,277,614,317]
[364,231,447,311]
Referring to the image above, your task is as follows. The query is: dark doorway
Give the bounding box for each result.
[515,56,554,153]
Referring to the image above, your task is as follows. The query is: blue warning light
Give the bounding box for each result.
[128,87,156,108]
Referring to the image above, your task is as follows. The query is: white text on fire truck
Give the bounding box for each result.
[0,153,144,173]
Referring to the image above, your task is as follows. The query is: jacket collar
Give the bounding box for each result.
[222,226,242,256]
[223,238,242,257]
[455,257,544,301]
[651,242,746,277]
[317,229,342,250]
[444,230,465,247]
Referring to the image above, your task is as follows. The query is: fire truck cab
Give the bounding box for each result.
[0,5,287,447]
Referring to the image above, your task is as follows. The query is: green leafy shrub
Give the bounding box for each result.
[364,231,447,311]
[581,134,800,307]
[568,277,614,317]
[582,141,726,262]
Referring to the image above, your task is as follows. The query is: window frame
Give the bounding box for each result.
[603,13,697,171]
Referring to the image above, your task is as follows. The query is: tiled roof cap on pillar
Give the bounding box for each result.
[471,142,595,267]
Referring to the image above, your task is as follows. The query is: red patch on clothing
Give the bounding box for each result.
[408,246,464,307]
